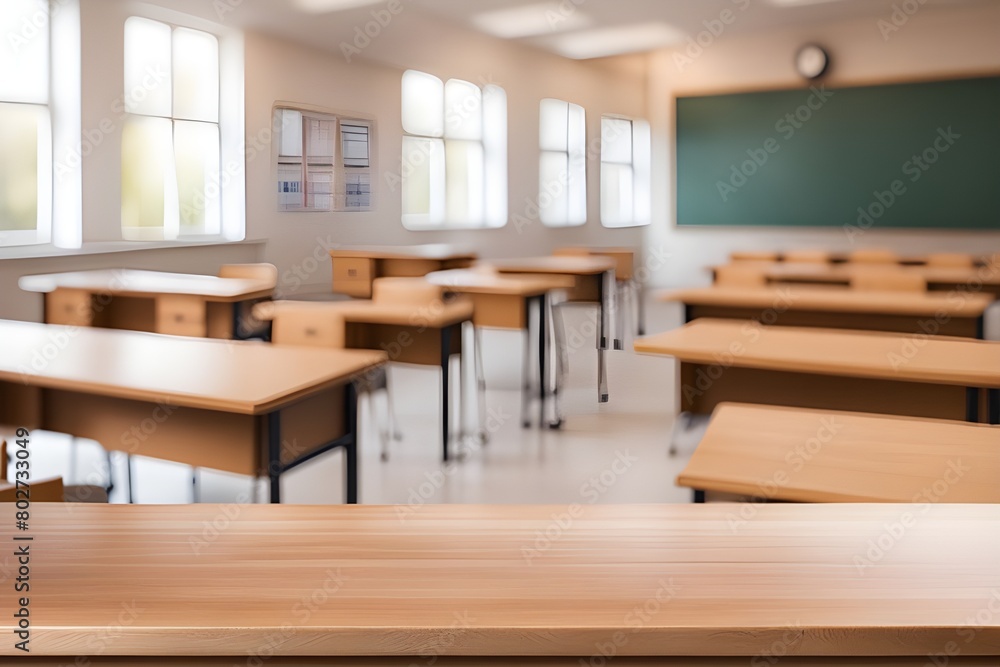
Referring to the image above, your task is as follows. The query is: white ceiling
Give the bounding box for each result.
[146,0,994,63]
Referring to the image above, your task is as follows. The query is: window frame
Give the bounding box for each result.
[600,114,651,229]
[538,98,587,228]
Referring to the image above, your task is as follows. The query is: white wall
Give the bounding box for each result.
[644,2,1000,289]
[243,30,648,297]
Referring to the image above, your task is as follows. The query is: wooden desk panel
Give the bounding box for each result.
[2,504,1000,660]
[664,286,992,338]
[635,319,1000,422]
[329,245,478,298]
[678,403,1000,503]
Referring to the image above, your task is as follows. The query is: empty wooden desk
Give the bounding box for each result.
[666,285,994,338]
[556,245,646,336]
[0,319,385,503]
[490,255,617,402]
[19,269,275,339]
[426,268,574,428]
[255,297,473,461]
[329,244,477,297]
[635,319,1000,423]
[3,503,1000,664]
[678,403,1000,503]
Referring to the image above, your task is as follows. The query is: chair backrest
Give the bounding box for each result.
[255,302,346,348]
[372,277,443,306]
[849,248,899,264]
[926,253,974,268]
[850,269,926,293]
[219,263,279,287]
[714,264,768,288]
[783,249,829,263]
[0,476,64,502]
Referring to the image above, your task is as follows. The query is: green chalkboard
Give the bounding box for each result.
[675,76,1000,229]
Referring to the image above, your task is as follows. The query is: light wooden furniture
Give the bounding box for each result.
[490,255,618,402]
[554,246,645,336]
[730,250,779,262]
[255,295,473,461]
[712,264,768,288]
[677,403,1000,503]
[635,318,1000,423]
[783,249,829,263]
[665,286,993,338]
[427,268,575,429]
[0,475,63,502]
[850,268,927,293]
[19,268,275,339]
[0,319,386,503]
[927,252,976,268]
[328,244,477,298]
[849,248,900,264]
[4,503,1000,664]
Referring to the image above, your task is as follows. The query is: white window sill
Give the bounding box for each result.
[0,238,266,261]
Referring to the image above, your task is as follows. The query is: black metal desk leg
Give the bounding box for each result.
[344,382,359,503]
[693,489,706,504]
[598,271,608,350]
[538,292,547,427]
[268,410,282,503]
[441,324,452,462]
[989,388,999,425]
[232,302,242,340]
[636,280,646,336]
[966,387,980,423]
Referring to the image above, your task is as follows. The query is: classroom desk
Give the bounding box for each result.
[666,285,994,338]
[3,503,1000,664]
[18,268,274,339]
[634,318,1000,423]
[489,255,618,402]
[255,298,474,461]
[556,245,646,335]
[0,319,386,503]
[328,244,477,298]
[677,403,1000,503]
[741,261,1000,298]
[426,269,574,428]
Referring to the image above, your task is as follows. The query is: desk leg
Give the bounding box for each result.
[344,382,358,504]
[636,279,646,337]
[989,389,999,425]
[693,489,705,504]
[538,292,547,427]
[268,411,282,503]
[441,324,451,462]
[522,299,533,428]
[232,302,242,340]
[965,388,980,423]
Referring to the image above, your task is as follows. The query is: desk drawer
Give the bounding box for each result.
[47,289,94,326]
[272,310,344,348]
[156,295,207,337]
[332,258,374,297]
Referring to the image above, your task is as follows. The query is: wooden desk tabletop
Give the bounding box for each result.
[756,262,1000,286]
[327,244,478,261]
[488,255,616,275]
[3,503,1000,658]
[662,286,994,317]
[425,269,575,296]
[634,318,1000,388]
[678,403,1000,502]
[254,298,474,328]
[18,269,274,301]
[0,319,386,414]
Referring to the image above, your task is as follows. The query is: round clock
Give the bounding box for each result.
[795,44,830,80]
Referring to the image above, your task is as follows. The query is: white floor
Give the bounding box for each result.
[17,300,695,506]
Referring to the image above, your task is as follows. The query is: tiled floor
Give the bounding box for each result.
[18,300,695,506]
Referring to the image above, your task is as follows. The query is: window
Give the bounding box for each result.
[600,115,651,228]
[0,0,52,246]
[401,70,507,230]
[275,107,373,212]
[121,17,222,240]
[538,99,586,227]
